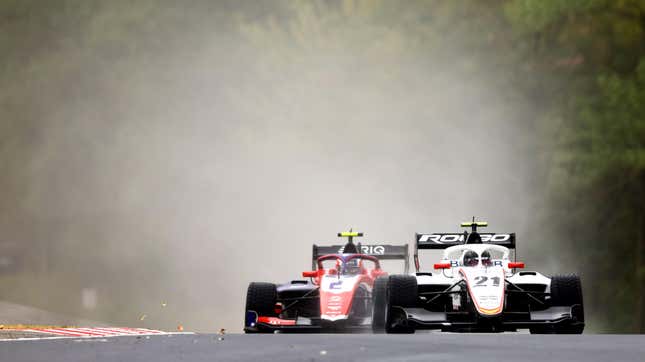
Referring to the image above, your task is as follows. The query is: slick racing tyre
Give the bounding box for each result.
[371,277,389,333]
[531,274,584,334]
[386,275,417,334]
[245,282,277,333]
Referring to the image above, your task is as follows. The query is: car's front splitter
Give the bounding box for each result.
[245,311,372,333]
[395,306,584,332]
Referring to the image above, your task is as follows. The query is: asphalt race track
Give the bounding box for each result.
[1,333,644,362]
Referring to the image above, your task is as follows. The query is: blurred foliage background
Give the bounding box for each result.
[0,0,643,333]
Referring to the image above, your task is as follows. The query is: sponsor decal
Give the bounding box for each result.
[483,234,511,242]
[451,293,461,310]
[329,280,343,289]
[478,295,499,302]
[360,245,385,255]
[418,233,511,243]
[337,245,386,255]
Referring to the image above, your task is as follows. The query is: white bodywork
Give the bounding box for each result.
[415,244,551,316]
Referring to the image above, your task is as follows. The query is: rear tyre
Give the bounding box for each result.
[244,282,277,334]
[386,275,417,334]
[371,277,389,333]
[530,274,584,334]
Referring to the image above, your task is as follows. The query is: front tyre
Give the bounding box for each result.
[531,274,584,334]
[244,282,277,334]
[371,277,389,333]
[385,275,417,334]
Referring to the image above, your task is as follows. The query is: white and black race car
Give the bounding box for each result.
[372,220,584,334]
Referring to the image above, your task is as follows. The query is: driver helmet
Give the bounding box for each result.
[344,258,361,274]
[481,250,492,266]
[463,250,479,267]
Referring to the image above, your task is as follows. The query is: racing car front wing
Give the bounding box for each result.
[395,305,584,332]
[244,311,372,333]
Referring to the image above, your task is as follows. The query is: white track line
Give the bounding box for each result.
[0,332,195,342]
[132,328,166,334]
[0,336,73,342]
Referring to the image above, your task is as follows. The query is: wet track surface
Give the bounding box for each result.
[1,333,644,362]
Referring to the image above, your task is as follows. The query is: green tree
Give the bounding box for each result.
[506,0,645,332]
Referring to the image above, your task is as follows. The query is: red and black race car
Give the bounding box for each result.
[244,231,408,333]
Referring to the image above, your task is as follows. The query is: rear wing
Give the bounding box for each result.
[414,232,516,271]
[312,244,409,273]
[416,233,516,249]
